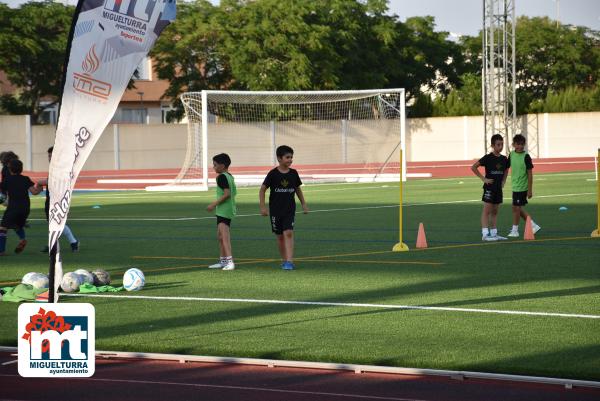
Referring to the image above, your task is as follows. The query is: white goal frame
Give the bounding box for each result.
[148,89,406,191]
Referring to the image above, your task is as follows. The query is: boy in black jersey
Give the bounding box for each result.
[0,159,42,256]
[471,134,509,241]
[259,145,309,270]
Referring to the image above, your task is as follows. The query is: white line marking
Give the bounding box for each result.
[62,294,600,319]
[27,192,595,221]
[0,374,427,401]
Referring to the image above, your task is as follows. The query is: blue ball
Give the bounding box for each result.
[559,206,568,211]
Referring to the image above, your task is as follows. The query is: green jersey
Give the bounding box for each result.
[215,172,237,219]
[508,151,534,192]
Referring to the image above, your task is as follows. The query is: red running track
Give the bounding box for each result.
[1,352,599,401]
[24,157,595,191]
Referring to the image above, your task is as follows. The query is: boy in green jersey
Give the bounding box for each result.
[207,153,237,270]
[507,134,541,237]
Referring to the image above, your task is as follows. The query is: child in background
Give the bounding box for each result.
[507,134,541,237]
[0,159,42,255]
[38,146,80,252]
[471,134,509,241]
[207,153,237,271]
[259,145,309,270]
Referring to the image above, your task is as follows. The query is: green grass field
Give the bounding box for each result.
[1,171,599,380]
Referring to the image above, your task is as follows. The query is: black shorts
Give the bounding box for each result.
[1,208,29,229]
[482,187,503,204]
[216,215,231,226]
[270,214,295,235]
[512,191,528,206]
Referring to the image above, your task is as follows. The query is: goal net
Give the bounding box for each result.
[148,89,405,191]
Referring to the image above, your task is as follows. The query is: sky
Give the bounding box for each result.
[3,0,599,37]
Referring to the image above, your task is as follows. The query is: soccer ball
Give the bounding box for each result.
[30,273,49,289]
[123,268,145,291]
[92,269,111,286]
[21,272,38,286]
[61,272,82,293]
[74,269,94,285]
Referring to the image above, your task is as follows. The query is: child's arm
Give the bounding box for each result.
[471,161,493,185]
[296,187,309,214]
[502,170,508,189]
[527,169,533,198]
[207,188,230,212]
[29,182,43,196]
[259,185,268,216]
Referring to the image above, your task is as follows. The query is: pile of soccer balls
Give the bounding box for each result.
[59,268,144,293]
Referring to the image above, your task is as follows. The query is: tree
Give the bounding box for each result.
[151,0,232,121]
[151,0,465,116]
[218,0,342,90]
[432,73,482,116]
[0,2,73,123]
[460,17,600,114]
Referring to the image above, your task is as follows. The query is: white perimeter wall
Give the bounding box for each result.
[1,112,598,171]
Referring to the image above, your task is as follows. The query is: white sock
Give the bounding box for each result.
[512,225,519,231]
[63,225,76,244]
[490,228,497,236]
[225,256,233,263]
[482,228,489,236]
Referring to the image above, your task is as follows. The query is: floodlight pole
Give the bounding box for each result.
[482,0,517,153]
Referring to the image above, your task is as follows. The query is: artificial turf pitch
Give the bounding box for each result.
[1,170,599,380]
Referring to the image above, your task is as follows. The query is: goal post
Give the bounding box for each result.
[146,89,407,191]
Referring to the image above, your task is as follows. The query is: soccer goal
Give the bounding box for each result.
[147,89,406,191]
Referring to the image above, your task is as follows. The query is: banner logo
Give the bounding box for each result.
[18,304,95,377]
[72,46,112,100]
[82,44,100,74]
[104,0,157,23]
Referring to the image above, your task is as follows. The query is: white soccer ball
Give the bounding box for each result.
[123,268,145,291]
[61,272,82,293]
[92,269,111,286]
[22,272,38,286]
[30,273,49,289]
[74,269,94,285]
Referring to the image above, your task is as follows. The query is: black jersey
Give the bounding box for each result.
[0,174,35,211]
[478,153,508,190]
[262,167,303,216]
[0,165,9,194]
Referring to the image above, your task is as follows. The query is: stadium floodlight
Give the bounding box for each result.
[147,89,406,191]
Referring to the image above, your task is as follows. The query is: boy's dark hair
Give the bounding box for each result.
[276,145,294,158]
[212,153,231,168]
[9,159,23,174]
[1,151,18,166]
[47,146,54,153]
[490,134,504,146]
[512,134,526,145]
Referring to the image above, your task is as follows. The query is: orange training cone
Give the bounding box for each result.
[524,216,535,240]
[416,223,428,248]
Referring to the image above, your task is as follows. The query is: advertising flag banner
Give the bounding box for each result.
[48,0,176,301]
